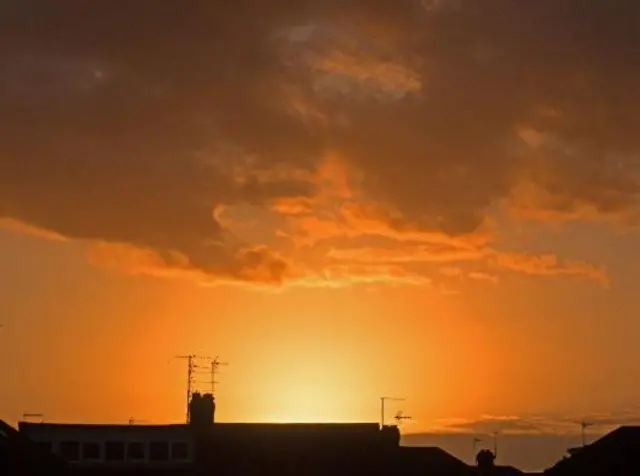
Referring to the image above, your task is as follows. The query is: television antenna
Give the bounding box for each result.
[211,356,229,395]
[473,436,482,455]
[492,430,500,459]
[23,413,44,422]
[578,421,594,447]
[173,354,212,423]
[394,410,412,426]
[380,397,405,427]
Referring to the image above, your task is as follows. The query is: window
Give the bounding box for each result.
[171,441,189,460]
[60,441,80,461]
[127,441,145,460]
[105,441,125,461]
[82,442,101,460]
[149,441,169,461]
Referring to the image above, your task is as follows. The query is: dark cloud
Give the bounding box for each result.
[0,1,638,284]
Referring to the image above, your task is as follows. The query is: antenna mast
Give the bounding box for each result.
[174,354,211,423]
[472,437,482,458]
[580,421,593,447]
[380,397,405,428]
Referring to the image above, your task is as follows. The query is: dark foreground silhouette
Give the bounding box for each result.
[3,394,639,476]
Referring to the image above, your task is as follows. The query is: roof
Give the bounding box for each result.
[18,421,195,440]
[18,421,379,432]
[1,419,65,472]
[0,419,17,439]
[494,465,526,475]
[18,421,385,443]
[203,422,387,447]
[396,446,475,475]
[545,425,640,474]
[19,421,188,431]
[212,422,380,432]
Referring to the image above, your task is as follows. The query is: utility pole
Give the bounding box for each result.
[174,354,211,423]
[380,397,405,428]
[492,431,499,460]
[210,356,229,395]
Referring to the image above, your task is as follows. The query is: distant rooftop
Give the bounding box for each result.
[396,446,474,475]
[546,425,640,474]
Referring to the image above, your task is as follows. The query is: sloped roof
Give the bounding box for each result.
[545,426,640,474]
[0,419,17,437]
[0,419,65,473]
[494,465,526,475]
[396,446,475,475]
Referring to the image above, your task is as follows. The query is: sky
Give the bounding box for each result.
[1,0,640,471]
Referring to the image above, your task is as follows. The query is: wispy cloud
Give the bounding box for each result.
[419,409,640,436]
[494,252,610,287]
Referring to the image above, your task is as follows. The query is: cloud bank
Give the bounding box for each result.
[1,1,638,287]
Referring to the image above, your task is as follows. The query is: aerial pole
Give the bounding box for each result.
[473,436,482,457]
[174,354,211,423]
[380,397,405,428]
[580,421,593,447]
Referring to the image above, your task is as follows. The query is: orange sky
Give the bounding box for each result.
[1,1,640,471]
[1,222,637,430]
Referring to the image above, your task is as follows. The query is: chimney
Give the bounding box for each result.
[189,392,215,428]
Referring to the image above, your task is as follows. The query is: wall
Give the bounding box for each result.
[18,423,194,468]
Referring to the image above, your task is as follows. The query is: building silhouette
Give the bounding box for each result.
[11,391,640,475]
[15,392,401,475]
[0,418,65,475]
[545,426,640,476]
